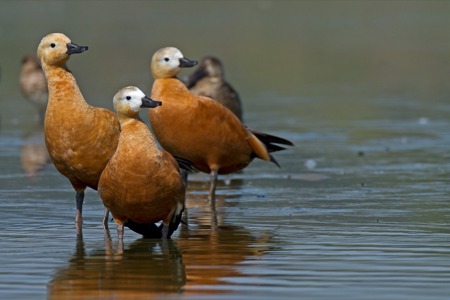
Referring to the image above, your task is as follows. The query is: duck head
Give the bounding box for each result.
[113,86,162,119]
[151,47,197,79]
[37,33,88,67]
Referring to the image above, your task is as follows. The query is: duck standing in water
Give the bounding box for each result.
[98,86,185,240]
[38,33,120,229]
[185,56,243,121]
[148,47,293,204]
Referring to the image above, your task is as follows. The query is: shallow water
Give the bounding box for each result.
[1,96,450,300]
[1,1,450,300]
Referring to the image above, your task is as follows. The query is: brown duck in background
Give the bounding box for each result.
[20,55,48,122]
[98,86,185,240]
[38,33,120,229]
[184,56,243,121]
[148,47,293,204]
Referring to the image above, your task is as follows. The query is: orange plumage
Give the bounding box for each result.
[38,33,120,226]
[148,47,293,203]
[98,86,185,239]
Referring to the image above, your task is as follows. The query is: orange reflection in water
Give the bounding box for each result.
[47,231,185,299]
[48,193,273,299]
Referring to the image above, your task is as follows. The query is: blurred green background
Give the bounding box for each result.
[1,0,449,130]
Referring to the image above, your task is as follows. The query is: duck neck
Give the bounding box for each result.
[152,77,190,103]
[43,63,90,111]
[119,116,159,150]
[117,113,140,127]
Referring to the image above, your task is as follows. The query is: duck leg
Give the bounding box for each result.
[75,191,84,224]
[208,168,219,206]
[102,208,110,229]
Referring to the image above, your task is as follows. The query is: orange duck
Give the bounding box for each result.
[98,86,185,239]
[148,47,293,204]
[38,33,120,227]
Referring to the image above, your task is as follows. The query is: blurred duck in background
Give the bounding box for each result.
[184,56,243,121]
[21,126,51,177]
[20,55,48,122]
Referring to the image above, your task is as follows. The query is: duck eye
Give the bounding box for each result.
[126,96,131,100]
[164,57,169,62]
[50,43,56,48]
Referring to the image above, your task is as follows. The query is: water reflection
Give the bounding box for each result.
[178,222,273,296]
[181,190,274,296]
[20,122,50,177]
[185,176,244,229]
[48,231,186,299]
[48,204,273,299]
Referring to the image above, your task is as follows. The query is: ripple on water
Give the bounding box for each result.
[1,92,450,299]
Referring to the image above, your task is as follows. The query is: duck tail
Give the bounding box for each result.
[174,156,197,173]
[249,129,294,153]
[160,202,185,238]
[124,220,162,239]
[248,133,271,162]
[248,129,294,167]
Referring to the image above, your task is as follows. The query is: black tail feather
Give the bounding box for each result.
[158,208,184,239]
[174,156,197,173]
[248,129,293,167]
[125,220,162,239]
[249,129,294,152]
[266,144,287,153]
[270,154,281,168]
[167,206,184,238]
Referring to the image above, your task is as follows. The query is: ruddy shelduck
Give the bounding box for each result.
[98,86,185,239]
[185,56,243,121]
[149,47,294,204]
[38,33,120,227]
[20,55,48,122]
